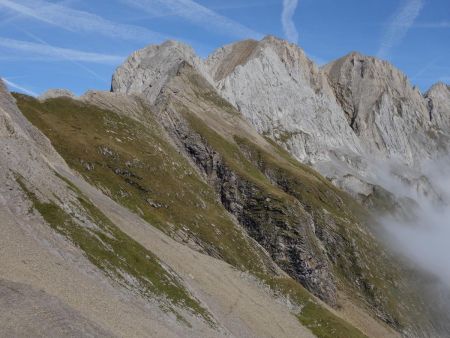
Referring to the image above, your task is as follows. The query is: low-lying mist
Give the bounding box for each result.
[371,157,450,331]
[377,157,450,287]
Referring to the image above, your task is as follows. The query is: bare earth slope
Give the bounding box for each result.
[0,79,224,337]
[0,279,113,337]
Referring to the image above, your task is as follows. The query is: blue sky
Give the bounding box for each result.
[0,0,449,96]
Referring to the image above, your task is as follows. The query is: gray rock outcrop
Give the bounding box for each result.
[425,82,450,132]
[112,40,213,104]
[324,52,447,165]
[206,36,363,165]
[203,37,450,204]
[39,88,76,101]
[110,36,450,185]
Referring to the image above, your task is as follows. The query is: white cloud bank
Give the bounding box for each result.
[379,157,450,287]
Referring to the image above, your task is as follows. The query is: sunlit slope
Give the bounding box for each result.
[15,92,383,338]
[151,63,417,329]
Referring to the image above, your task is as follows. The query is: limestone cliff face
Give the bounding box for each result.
[206,38,450,168]
[111,40,213,104]
[324,52,446,165]
[206,36,363,165]
[204,37,450,205]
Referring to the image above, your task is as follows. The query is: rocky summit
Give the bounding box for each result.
[1,36,450,338]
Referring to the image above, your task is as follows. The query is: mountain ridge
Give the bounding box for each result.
[2,35,450,337]
[109,36,450,335]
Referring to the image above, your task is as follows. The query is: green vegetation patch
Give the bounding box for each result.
[234,136,405,327]
[169,104,372,337]
[170,78,405,328]
[14,91,399,335]
[13,94,268,275]
[15,174,213,325]
[179,110,372,334]
[266,277,367,338]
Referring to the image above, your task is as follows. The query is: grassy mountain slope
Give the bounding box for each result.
[14,92,381,337]
[150,63,435,334]
[14,94,273,274]
[15,173,211,325]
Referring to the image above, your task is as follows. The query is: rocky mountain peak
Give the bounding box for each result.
[112,39,212,103]
[206,35,324,92]
[323,50,439,164]
[109,36,449,199]
[206,39,259,81]
[324,50,427,112]
[425,82,450,131]
[427,81,450,95]
[205,36,362,168]
[39,89,76,101]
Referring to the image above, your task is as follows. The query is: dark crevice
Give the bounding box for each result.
[427,98,434,122]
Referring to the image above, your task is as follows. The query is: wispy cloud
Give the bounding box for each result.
[2,78,37,96]
[413,21,450,28]
[19,30,119,83]
[0,37,124,64]
[377,0,424,59]
[121,0,262,39]
[281,0,299,44]
[0,0,166,42]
